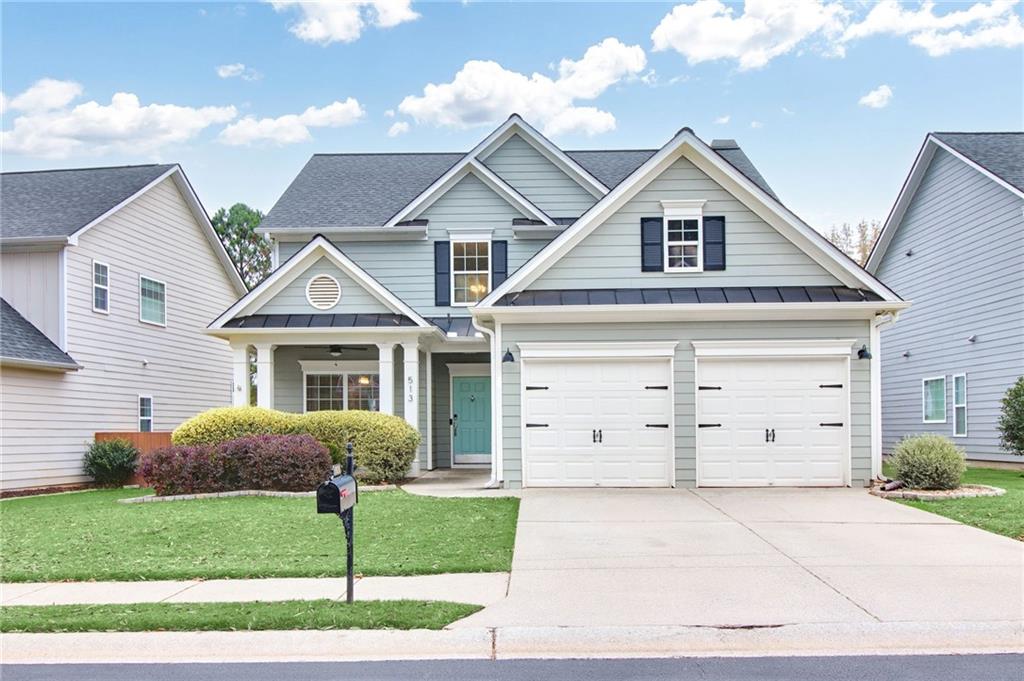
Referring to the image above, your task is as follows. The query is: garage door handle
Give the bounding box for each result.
[525,423,549,428]
[698,423,722,428]
[820,422,844,427]
[645,423,669,428]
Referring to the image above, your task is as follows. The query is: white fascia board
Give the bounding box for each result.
[691,339,857,357]
[865,137,935,274]
[258,226,428,242]
[205,327,432,344]
[476,116,609,198]
[208,235,433,329]
[474,300,910,324]
[0,356,82,371]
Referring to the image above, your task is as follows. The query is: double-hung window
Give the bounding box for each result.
[662,200,705,272]
[953,374,967,437]
[451,239,490,305]
[922,376,946,423]
[139,396,153,432]
[93,261,109,313]
[305,371,380,412]
[139,276,166,326]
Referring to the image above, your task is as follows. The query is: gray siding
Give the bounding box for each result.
[531,154,842,289]
[500,320,872,489]
[0,248,63,346]
[875,148,1024,461]
[256,256,393,315]
[0,177,240,490]
[482,133,597,217]
[430,352,490,468]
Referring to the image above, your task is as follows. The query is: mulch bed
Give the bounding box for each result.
[0,484,95,500]
[870,484,1006,501]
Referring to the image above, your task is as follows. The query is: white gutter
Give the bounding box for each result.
[870,312,899,480]
[471,315,502,489]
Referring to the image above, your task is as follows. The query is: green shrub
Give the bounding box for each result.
[83,439,139,486]
[997,376,1024,456]
[298,410,420,484]
[890,434,966,490]
[172,407,298,446]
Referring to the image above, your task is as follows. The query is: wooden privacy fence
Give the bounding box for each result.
[95,431,172,486]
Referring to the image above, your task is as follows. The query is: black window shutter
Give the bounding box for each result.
[703,216,726,271]
[434,241,451,306]
[640,217,663,272]
[492,240,508,287]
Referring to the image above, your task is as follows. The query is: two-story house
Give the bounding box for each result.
[0,164,246,490]
[867,132,1023,463]
[208,115,907,489]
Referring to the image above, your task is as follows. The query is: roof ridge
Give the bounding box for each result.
[932,131,1023,135]
[311,151,465,157]
[1,163,174,176]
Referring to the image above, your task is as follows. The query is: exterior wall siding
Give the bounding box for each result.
[481,133,597,218]
[0,248,63,345]
[0,177,240,490]
[875,149,1024,461]
[499,320,872,489]
[256,256,393,315]
[531,154,842,289]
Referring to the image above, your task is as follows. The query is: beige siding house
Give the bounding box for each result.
[0,165,246,490]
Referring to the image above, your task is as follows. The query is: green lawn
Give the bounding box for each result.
[0,489,519,582]
[0,599,481,633]
[882,464,1024,540]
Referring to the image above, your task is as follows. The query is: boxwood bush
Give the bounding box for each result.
[890,434,967,490]
[172,407,420,485]
[83,439,140,487]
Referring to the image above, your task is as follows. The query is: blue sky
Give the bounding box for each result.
[2,1,1022,231]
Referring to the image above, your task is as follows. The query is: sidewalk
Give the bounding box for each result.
[0,573,509,607]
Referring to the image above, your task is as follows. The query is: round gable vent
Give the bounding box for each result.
[305,274,341,310]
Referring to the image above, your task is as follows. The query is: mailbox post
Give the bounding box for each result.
[316,442,358,603]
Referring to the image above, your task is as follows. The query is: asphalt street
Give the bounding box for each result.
[4,654,1022,681]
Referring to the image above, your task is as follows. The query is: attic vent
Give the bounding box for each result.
[305,274,341,310]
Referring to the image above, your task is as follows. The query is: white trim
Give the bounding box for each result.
[449,369,492,465]
[933,137,1024,200]
[68,167,178,245]
[0,356,81,371]
[662,201,705,273]
[300,363,381,413]
[446,362,491,377]
[260,226,429,242]
[450,236,492,308]
[304,273,341,310]
[209,235,435,331]
[953,373,968,437]
[691,339,857,358]
[57,248,67,349]
[138,274,167,327]
[518,341,678,360]
[91,260,110,315]
[922,375,947,424]
[138,394,154,433]
[470,316,500,486]
[479,128,900,306]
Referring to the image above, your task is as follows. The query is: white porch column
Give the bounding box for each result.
[254,344,275,409]
[230,344,249,407]
[401,342,420,429]
[377,343,395,415]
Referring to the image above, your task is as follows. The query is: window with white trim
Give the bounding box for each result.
[451,240,490,305]
[662,200,705,272]
[139,276,166,326]
[93,261,109,313]
[922,376,946,423]
[305,373,380,412]
[139,396,153,432]
[953,374,967,437]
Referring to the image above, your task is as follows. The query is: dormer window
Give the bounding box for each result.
[662,200,705,272]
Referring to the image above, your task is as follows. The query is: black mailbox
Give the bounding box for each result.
[317,473,357,515]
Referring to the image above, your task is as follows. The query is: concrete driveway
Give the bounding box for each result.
[455,488,1023,628]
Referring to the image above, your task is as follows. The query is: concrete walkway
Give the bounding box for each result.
[0,573,509,607]
[402,469,520,498]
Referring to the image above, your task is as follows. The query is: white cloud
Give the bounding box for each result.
[397,37,646,137]
[858,84,893,108]
[216,63,262,81]
[714,115,730,124]
[219,97,364,145]
[387,121,410,137]
[781,106,795,115]
[270,0,419,45]
[750,120,763,128]
[384,109,395,118]
[1,84,236,158]
[651,0,849,70]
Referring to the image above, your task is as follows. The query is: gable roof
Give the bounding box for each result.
[479,127,901,307]
[866,132,1024,273]
[1,164,176,241]
[256,115,776,232]
[0,298,80,371]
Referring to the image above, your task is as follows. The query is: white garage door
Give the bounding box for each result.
[697,357,848,487]
[522,358,673,487]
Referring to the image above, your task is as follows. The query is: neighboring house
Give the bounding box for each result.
[0,164,246,490]
[867,132,1024,463]
[209,115,906,489]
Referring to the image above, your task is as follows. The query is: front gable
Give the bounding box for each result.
[418,172,532,229]
[255,256,395,315]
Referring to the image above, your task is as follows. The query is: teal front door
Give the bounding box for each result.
[452,376,491,465]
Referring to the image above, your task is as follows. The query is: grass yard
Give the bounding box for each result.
[882,464,1024,540]
[0,489,519,582]
[0,599,481,633]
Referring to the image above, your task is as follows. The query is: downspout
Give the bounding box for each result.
[471,313,502,489]
[870,312,898,480]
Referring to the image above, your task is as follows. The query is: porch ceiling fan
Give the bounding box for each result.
[303,344,370,357]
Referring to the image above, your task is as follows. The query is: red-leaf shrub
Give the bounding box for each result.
[139,435,330,496]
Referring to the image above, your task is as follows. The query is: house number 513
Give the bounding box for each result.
[407,376,415,402]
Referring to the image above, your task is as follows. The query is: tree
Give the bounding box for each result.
[825,219,881,266]
[212,203,271,289]
[998,377,1024,456]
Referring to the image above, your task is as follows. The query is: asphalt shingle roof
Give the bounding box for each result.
[259,141,778,231]
[0,298,79,368]
[932,132,1024,193]
[1,164,176,240]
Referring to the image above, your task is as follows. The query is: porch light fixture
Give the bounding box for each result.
[857,344,872,360]
[357,375,370,385]
[329,345,343,357]
[502,347,515,363]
